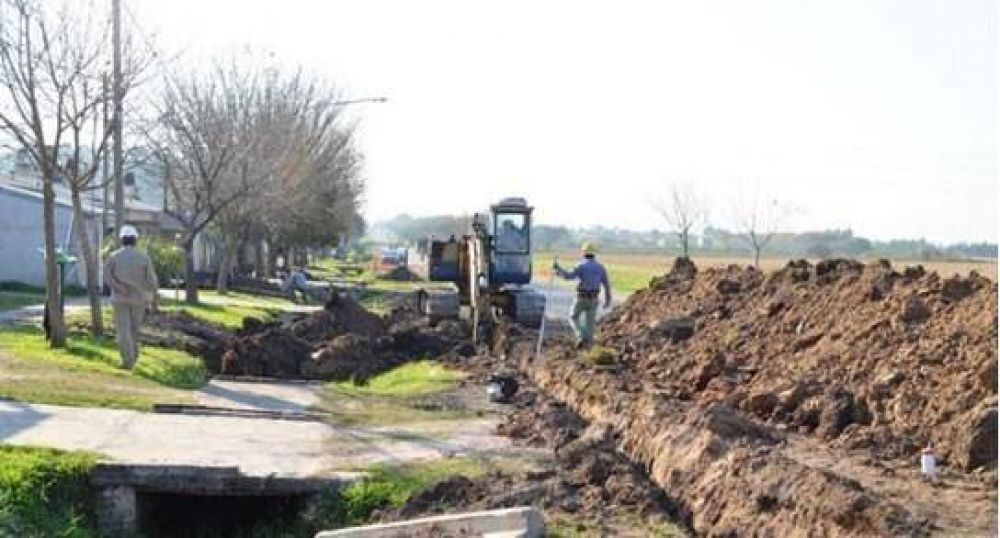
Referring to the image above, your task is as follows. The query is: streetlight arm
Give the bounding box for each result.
[332,97,388,106]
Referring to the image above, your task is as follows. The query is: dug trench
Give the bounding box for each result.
[488,257,998,536]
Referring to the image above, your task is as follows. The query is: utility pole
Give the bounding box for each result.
[112,0,124,244]
[102,74,110,236]
[100,73,111,290]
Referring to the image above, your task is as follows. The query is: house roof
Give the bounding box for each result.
[0,182,102,216]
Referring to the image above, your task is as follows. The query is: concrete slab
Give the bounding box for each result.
[0,400,511,477]
[194,378,321,413]
[315,507,545,538]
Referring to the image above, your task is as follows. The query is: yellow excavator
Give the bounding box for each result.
[419,197,546,342]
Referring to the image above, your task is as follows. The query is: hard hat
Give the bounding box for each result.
[119,225,139,239]
[581,242,597,255]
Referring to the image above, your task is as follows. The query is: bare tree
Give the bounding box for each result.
[733,189,792,268]
[59,4,145,337]
[148,64,261,303]
[0,0,141,343]
[652,183,705,258]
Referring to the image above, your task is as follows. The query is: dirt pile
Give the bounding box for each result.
[603,259,997,470]
[377,266,422,282]
[386,385,684,533]
[219,293,470,380]
[491,258,997,536]
[141,311,231,371]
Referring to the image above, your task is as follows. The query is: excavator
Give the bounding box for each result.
[418,197,546,342]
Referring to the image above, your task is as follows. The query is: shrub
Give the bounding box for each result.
[139,237,185,286]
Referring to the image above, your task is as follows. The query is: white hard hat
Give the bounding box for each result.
[119,225,139,239]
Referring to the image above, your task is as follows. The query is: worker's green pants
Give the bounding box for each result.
[569,295,599,345]
[113,303,145,369]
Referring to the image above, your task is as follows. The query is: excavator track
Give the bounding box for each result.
[510,287,546,328]
[418,288,460,321]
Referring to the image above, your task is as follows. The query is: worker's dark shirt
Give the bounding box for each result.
[556,258,610,294]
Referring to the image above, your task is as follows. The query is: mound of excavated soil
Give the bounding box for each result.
[489,257,997,536]
[602,259,997,470]
[142,310,231,371]
[219,293,470,381]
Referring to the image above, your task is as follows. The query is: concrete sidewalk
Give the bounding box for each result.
[0,399,510,477]
[0,296,94,325]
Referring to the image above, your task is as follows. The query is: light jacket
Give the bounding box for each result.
[105,246,158,306]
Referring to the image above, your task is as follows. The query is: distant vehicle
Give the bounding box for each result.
[378,247,408,270]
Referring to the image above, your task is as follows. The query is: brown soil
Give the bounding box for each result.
[377,266,423,281]
[219,293,470,381]
[603,258,997,470]
[141,310,232,371]
[385,383,685,535]
[490,258,997,536]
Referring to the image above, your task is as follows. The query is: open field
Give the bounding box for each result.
[534,251,997,296]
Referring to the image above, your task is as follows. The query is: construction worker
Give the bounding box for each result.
[282,266,313,304]
[553,242,612,348]
[105,225,159,370]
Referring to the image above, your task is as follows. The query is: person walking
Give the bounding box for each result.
[105,226,158,370]
[553,242,612,348]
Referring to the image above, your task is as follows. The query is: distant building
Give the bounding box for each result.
[0,146,182,286]
[0,182,101,287]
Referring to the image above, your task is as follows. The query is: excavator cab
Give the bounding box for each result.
[490,197,533,286]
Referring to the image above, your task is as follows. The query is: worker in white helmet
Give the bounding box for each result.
[104,225,158,369]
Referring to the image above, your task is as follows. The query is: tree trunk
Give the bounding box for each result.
[215,233,240,294]
[680,230,689,258]
[754,247,761,268]
[70,188,104,337]
[42,170,66,347]
[254,238,266,278]
[183,236,199,304]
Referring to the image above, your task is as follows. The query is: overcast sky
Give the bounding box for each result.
[132,0,997,243]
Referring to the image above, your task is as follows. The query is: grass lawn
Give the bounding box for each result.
[0,290,45,311]
[332,361,466,397]
[316,457,504,527]
[158,298,278,330]
[65,289,295,333]
[317,361,473,427]
[0,325,204,410]
[0,445,100,537]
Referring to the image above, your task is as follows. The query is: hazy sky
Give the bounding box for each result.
[132,0,997,243]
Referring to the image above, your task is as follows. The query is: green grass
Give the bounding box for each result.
[0,291,45,311]
[158,299,277,330]
[0,445,100,537]
[65,290,290,333]
[0,325,204,410]
[317,361,473,427]
[332,361,466,398]
[314,458,492,527]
